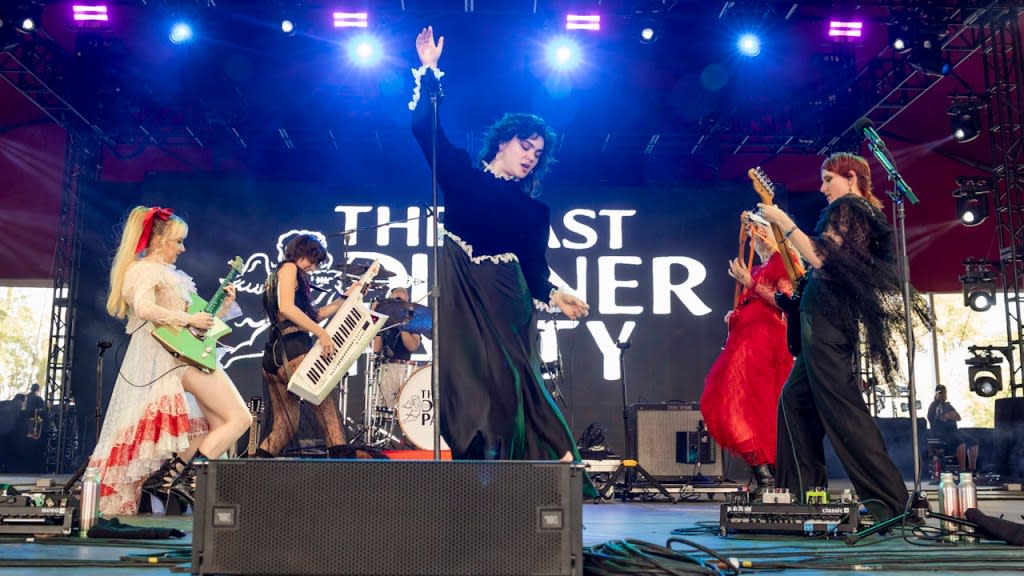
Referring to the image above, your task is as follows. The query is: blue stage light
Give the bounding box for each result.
[347,34,382,67]
[546,37,581,70]
[737,33,761,57]
[169,22,193,44]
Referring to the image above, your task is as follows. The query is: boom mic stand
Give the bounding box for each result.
[62,339,112,494]
[845,120,974,543]
[598,340,676,502]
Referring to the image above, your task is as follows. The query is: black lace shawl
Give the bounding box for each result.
[809,195,933,384]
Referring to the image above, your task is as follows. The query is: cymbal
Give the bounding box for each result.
[374,299,432,335]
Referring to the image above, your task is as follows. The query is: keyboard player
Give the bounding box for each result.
[256,234,363,458]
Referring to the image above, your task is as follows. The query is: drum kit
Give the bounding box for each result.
[334,259,447,451]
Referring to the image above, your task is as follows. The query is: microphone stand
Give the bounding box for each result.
[96,340,112,443]
[62,339,113,495]
[845,130,973,543]
[429,85,442,460]
[598,340,675,502]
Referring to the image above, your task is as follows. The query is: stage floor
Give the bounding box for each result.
[1,474,1023,575]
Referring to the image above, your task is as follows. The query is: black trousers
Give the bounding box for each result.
[776,284,909,521]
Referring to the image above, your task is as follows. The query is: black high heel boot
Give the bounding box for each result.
[139,455,191,514]
[750,464,776,500]
[170,450,209,503]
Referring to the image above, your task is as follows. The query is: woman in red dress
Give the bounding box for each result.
[701,216,799,496]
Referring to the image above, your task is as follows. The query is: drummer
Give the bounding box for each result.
[372,287,423,407]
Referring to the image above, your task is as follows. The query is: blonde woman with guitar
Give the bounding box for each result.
[701,212,799,498]
[90,206,250,516]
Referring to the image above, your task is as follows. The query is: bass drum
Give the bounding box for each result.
[396,365,450,451]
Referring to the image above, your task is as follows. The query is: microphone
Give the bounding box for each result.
[616,340,631,350]
[854,118,888,152]
[421,202,434,217]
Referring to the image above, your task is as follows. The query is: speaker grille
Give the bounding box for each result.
[194,460,580,576]
[633,404,724,481]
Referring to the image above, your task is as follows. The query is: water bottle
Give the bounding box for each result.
[79,467,101,537]
[937,472,959,542]
[957,472,978,541]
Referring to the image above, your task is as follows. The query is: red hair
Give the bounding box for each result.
[821,152,883,210]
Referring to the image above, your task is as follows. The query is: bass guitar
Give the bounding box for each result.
[152,257,244,372]
[748,167,804,356]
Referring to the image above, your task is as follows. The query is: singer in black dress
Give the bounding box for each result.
[410,27,590,465]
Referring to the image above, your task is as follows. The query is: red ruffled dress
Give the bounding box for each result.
[700,252,794,467]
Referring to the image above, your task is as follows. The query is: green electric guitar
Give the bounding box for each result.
[152,257,244,372]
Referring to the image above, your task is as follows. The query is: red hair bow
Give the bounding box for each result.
[134,207,174,254]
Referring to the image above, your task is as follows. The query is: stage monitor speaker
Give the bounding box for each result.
[192,459,583,576]
[631,403,723,481]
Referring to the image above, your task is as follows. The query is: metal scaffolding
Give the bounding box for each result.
[0,33,105,472]
[980,9,1024,397]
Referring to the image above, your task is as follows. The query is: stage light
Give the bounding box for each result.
[333,12,367,28]
[953,176,993,226]
[949,103,981,143]
[640,26,656,43]
[908,31,949,75]
[281,19,295,35]
[828,20,863,40]
[566,14,600,31]
[737,33,760,57]
[955,190,988,226]
[887,21,911,52]
[960,258,996,312]
[72,5,109,25]
[169,22,193,44]
[347,34,381,67]
[546,37,581,70]
[966,347,1003,398]
[19,17,36,31]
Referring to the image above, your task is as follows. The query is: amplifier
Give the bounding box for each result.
[631,403,723,481]
[719,502,860,537]
[192,459,583,576]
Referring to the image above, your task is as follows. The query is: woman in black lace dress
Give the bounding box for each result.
[759,152,930,523]
[409,26,589,464]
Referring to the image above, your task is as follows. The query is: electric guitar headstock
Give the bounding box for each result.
[228,256,244,275]
[748,167,776,206]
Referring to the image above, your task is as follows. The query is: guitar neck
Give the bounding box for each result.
[768,222,800,283]
[205,269,241,315]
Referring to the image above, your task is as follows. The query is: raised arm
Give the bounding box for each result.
[409,27,476,203]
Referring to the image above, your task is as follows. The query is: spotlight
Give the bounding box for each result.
[281,19,295,35]
[887,21,912,52]
[347,33,381,67]
[828,20,864,41]
[640,25,657,44]
[953,176,993,226]
[960,258,996,312]
[949,102,981,143]
[908,30,950,75]
[737,33,761,57]
[169,22,193,44]
[72,5,110,25]
[333,11,367,28]
[19,17,36,31]
[566,14,600,31]
[954,190,989,226]
[546,37,581,70]
[966,346,1004,398]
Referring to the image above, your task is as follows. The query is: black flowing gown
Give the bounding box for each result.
[410,69,584,465]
